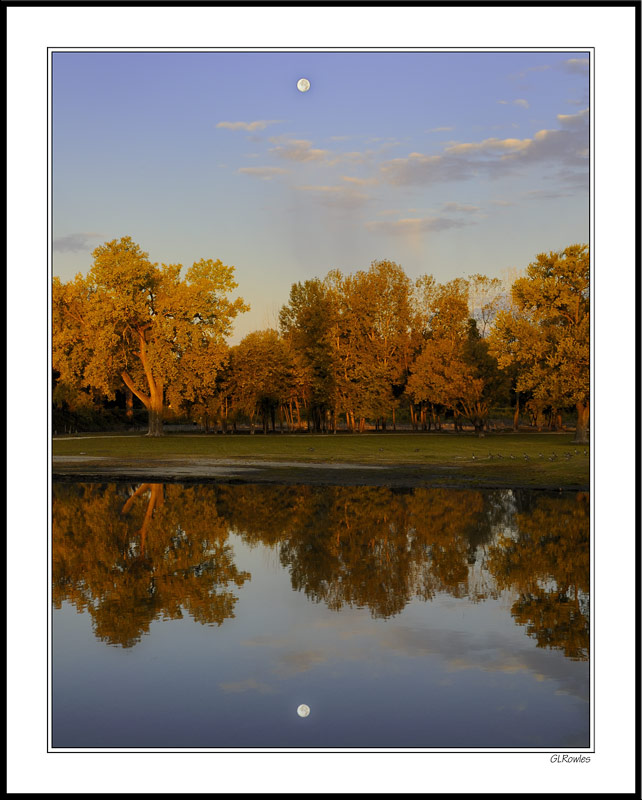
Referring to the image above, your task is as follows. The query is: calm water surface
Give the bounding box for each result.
[52,483,589,748]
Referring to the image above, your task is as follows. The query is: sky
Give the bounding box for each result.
[52,50,589,342]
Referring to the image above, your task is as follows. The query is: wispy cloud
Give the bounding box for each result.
[238,166,289,180]
[444,137,530,155]
[296,184,370,209]
[365,216,472,235]
[53,232,104,253]
[341,175,378,186]
[380,108,588,187]
[509,64,553,80]
[269,138,331,163]
[556,107,589,128]
[216,120,282,132]
[427,126,454,133]
[526,188,574,200]
[562,58,589,74]
[498,98,529,108]
[440,201,481,214]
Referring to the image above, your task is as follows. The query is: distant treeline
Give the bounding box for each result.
[52,238,589,442]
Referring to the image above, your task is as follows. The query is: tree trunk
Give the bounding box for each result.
[574,402,589,443]
[147,403,164,437]
[513,391,520,431]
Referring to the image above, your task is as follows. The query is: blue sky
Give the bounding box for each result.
[53,51,589,341]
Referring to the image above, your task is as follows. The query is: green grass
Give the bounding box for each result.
[53,431,589,487]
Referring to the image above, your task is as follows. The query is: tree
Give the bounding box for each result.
[53,483,251,647]
[52,237,248,435]
[226,329,295,433]
[489,245,589,443]
[279,278,338,432]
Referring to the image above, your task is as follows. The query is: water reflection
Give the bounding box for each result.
[53,483,251,647]
[53,483,589,660]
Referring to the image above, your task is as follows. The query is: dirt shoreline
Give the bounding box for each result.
[52,456,589,491]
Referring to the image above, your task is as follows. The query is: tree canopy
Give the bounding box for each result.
[53,239,589,440]
[53,237,248,435]
[489,244,589,442]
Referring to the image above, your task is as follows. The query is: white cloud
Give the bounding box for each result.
[216,120,282,132]
[237,166,289,180]
[427,126,454,133]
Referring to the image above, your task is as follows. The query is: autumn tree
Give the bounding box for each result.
[225,329,296,433]
[334,260,414,431]
[52,237,248,436]
[407,279,483,431]
[279,278,338,432]
[489,244,590,443]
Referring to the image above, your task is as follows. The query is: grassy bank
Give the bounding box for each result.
[52,431,589,488]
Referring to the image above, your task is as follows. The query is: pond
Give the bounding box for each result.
[52,482,590,749]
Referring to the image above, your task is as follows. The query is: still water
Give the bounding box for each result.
[52,483,590,749]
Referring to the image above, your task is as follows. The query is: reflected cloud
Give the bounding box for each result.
[219,678,277,694]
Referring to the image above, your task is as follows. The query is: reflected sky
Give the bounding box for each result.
[52,483,589,748]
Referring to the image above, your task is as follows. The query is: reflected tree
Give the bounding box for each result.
[53,484,589,656]
[486,492,589,660]
[53,483,250,647]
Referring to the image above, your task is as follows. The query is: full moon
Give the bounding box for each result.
[296,78,310,92]
[297,704,311,717]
